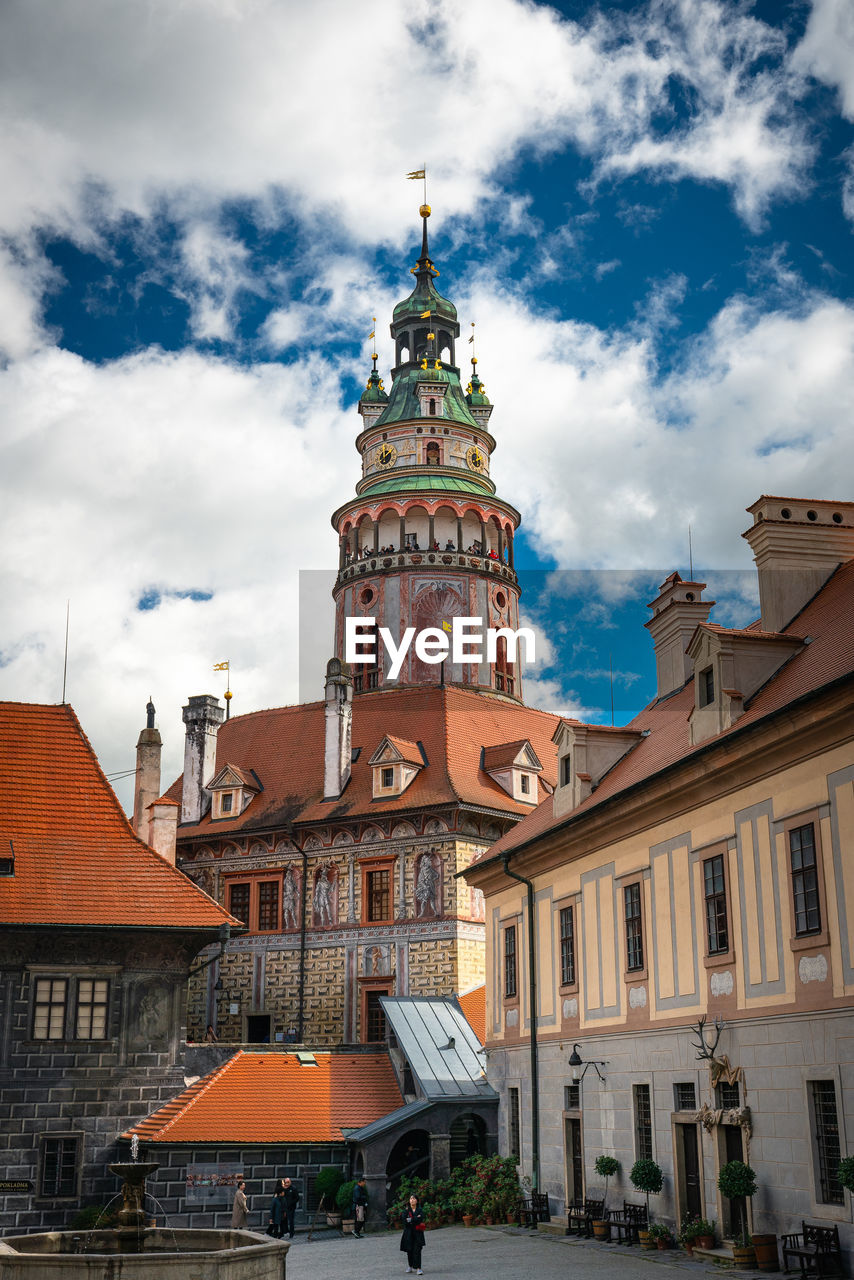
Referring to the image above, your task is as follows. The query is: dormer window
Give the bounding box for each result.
[369,736,425,799]
[208,763,262,821]
[561,754,572,787]
[699,666,715,707]
[482,739,543,805]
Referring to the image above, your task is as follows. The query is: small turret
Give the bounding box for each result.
[358,354,389,431]
[324,658,353,799]
[133,698,162,844]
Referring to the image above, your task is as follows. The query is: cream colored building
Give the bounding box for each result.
[464,496,854,1256]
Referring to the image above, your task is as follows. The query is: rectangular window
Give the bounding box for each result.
[75,979,109,1039]
[40,1137,78,1197]
[561,755,572,787]
[228,883,251,928]
[258,881,279,931]
[811,1081,844,1205]
[633,1083,653,1160]
[624,883,644,972]
[559,906,576,986]
[699,666,715,706]
[381,766,394,788]
[520,773,530,795]
[33,977,67,1040]
[366,869,390,922]
[704,854,729,954]
[504,925,517,999]
[508,1086,521,1161]
[675,1082,696,1111]
[790,824,821,935]
[221,792,233,813]
[365,991,387,1042]
[717,1081,740,1110]
[565,1084,580,1110]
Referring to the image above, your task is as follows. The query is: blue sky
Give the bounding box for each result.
[1,0,853,808]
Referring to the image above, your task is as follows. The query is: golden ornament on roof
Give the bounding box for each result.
[419,204,431,217]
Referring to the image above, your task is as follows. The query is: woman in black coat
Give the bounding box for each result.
[400,1194,426,1274]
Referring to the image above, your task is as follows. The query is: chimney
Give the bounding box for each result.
[743,497,854,633]
[644,573,714,699]
[149,797,179,864]
[133,698,162,844]
[181,694,224,824]
[324,658,353,799]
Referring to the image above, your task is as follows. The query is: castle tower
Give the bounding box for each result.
[331,207,524,700]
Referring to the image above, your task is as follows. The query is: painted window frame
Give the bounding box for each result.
[359,855,396,925]
[558,903,576,989]
[783,810,830,952]
[623,880,645,976]
[504,923,518,1000]
[224,872,284,934]
[633,1081,654,1161]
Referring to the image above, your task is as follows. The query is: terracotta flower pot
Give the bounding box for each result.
[683,1242,695,1256]
[697,1234,714,1250]
[657,1238,670,1249]
[462,1214,474,1228]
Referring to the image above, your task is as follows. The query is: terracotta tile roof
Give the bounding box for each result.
[380,735,425,766]
[124,1050,403,1143]
[457,985,486,1045]
[484,559,854,861]
[0,702,236,930]
[168,686,562,836]
[482,739,542,771]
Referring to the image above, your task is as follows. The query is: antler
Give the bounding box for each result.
[690,1015,725,1061]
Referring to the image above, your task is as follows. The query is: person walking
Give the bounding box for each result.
[400,1193,426,1274]
[230,1178,248,1228]
[268,1187,285,1238]
[282,1176,300,1239]
[352,1176,368,1238]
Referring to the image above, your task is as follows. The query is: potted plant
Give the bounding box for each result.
[693,1217,716,1250]
[838,1155,854,1193]
[648,1223,672,1249]
[718,1160,756,1267]
[629,1158,663,1249]
[315,1166,346,1226]
[336,1178,356,1233]
[679,1216,700,1255]
[592,1155,619,1239]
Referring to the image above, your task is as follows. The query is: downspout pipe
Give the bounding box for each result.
[502,853,540,1193]
[298,850,308,1043]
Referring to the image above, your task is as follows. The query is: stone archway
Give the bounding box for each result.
[386,1129,430,1201]
[450,1112,487,1167]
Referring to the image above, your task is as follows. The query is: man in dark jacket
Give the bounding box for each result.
[268,1188,285,1238]
[352,1177,369,1238]
[281,1177,300,1239]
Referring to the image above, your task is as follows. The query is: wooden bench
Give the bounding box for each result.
[607,1202,647,1244]
[781,1223,842,1277]
[516,1192,550,1228]
[566,1198,604,1238]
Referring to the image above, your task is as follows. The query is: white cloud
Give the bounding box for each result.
[794,0,854,118]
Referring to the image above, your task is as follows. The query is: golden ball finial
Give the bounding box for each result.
[224,689,233,701]
[419,204,431,218]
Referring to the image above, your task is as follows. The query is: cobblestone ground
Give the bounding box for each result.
[285,1224,746,1280]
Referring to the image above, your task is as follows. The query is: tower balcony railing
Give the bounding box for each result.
[336,548,518,589]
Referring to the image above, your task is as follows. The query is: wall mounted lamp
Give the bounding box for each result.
[568,1044,608,1083]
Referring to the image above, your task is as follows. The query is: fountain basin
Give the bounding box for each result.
[0,1228,288,1279]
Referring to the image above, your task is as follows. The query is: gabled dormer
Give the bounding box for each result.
[481,739,543,805]
[368,735,425,799]
[207,763,261,821]
[687,623,804,745]
[552,720,645,820]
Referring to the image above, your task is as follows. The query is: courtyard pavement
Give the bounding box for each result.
[284,1223,753,1280]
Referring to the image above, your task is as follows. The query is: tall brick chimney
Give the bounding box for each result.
[324,658,353,800]
[133,698,162,844]
[181,694,223,824]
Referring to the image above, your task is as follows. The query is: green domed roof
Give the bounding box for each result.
[361,473,492,497]
[391,215,459,330]
[465,369,490,407]
[360,366,388,405]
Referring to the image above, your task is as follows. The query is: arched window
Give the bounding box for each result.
[426,441,440,465]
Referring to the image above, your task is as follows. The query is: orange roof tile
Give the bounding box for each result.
[381,734,425,766]
[0,702,237,930]
[167,686,563,836]
[484,560,854,862]
[124,1050,403,1143]
[457,985,486,1045]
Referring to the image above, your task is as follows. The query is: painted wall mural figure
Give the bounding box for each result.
[415,849,440,918]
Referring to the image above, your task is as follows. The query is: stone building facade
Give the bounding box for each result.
[464,496,854,1259]
[0,702,236,1234]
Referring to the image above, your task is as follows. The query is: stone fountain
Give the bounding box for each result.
[0,1142,289,1279]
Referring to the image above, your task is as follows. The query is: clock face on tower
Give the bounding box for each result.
[466,445,485,472]
[374,443,397,469]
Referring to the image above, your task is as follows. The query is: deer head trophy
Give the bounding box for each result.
[689,1015,741,1087]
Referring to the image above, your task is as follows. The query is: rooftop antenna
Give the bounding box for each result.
[688,524,694,579]
[61,600,70,704]
[609,651,615,726]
